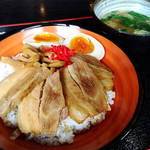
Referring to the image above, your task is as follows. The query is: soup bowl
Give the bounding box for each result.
[92,0,150,51]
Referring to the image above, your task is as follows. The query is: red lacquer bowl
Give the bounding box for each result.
[0,26,139,150]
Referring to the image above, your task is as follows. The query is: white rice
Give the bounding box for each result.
[7,110,106,145]
[107,90,115,105]
[0,62,15,81]
[0,58,115,146]
[6,107,18,128]
[5,93,114,146]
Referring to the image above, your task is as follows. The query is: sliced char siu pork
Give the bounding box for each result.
[67,58,110,113]
[0,67,50,122]
[60,68,98,124]
[39,70,65,135]
[70,53,115,91]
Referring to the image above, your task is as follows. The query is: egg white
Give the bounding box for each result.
[63,33,105,60]
[23,32,64,48]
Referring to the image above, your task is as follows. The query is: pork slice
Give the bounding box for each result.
[70,55,115,91]
[60,68,98,124]
[73,53,113,72]
[87,66,114,91]
[39,70,65,135]
[67,59,110,113]
[0,67,50,121]
[17,82,44,135]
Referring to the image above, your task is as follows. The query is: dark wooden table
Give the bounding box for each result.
[0,0,150,150]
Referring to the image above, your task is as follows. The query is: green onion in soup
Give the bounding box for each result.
[100,10,150,35]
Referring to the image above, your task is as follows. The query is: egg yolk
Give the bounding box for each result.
[34,33,60,43]
[69,36,94,54]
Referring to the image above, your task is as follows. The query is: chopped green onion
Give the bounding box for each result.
[128,11,149,21]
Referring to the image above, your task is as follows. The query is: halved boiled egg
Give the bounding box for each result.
[63,33,105,60]
[23,32,64,48]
